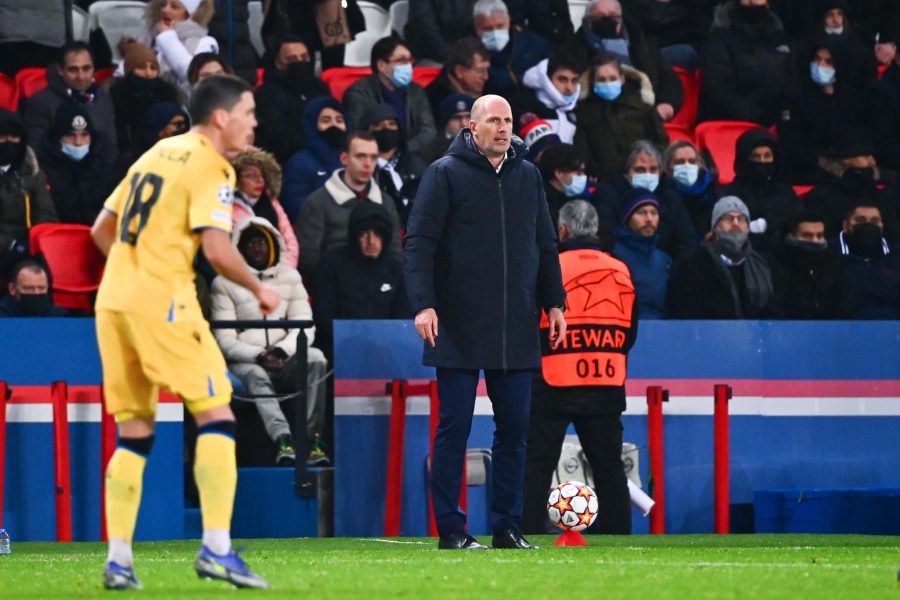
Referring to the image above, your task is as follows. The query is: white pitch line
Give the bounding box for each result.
[366,539,433,545]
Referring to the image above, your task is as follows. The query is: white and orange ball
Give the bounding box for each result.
[546,480,599,532]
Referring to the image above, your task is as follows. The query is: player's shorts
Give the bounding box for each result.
[96,310,232,422]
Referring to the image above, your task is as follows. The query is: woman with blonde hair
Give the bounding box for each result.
[137,0,218,84]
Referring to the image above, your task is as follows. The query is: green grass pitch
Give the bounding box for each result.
[2,534,898,598]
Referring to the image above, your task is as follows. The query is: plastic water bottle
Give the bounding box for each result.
[0,529,10,555]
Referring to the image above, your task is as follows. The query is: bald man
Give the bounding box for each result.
[404,95,566,550]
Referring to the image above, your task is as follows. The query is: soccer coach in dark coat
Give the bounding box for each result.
[405,94,567,550]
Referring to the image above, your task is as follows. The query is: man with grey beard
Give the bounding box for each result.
[669,196,781,318]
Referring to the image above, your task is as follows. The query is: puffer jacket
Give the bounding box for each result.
[210,217,315,364]
[206,0,257,85]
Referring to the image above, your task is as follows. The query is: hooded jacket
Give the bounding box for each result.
[282,97,347,219]
[0,110,57,256]
[21,67,118,165]
[107,72,180,160]
[873,62,900,170]
[519,58,579,144]
[296,168,402,280]
[210,217,315,365]
[404,129,565,370]
[613,227,672,319]
[573,73,668,181]
[700,0,794,125]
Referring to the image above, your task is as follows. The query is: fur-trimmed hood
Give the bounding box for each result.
[231,216,288,274]
[579,64,655,106]
[232,148,283,199]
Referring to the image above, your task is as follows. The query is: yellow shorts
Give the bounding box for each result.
[96,310,232,422]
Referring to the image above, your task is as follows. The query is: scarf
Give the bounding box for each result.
[705,241,774,318]
[521,59,579,143]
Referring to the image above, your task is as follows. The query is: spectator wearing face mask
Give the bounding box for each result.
[661,140,723,239]
[357,103,426,226]
[37,104,116,226]
[343,37,437,158]
[254,35,330,165]
[0,259,67,317]
[516,54,584,144]
[282,97,349,220]
[471,0,552,98]
[779,37,871,184]
[769,211,844,318]
[669,196,781,318]
[721,128,801,246]
[535,143,595,238]
[108,39,181,171]
[832,202,900,319]
[613,190,673,319]
[804,129,900,243]
[590,140,696,260]
[574,54,668,182]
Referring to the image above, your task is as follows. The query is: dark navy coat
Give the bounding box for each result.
[404,130,565,370]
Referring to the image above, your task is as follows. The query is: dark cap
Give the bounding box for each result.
[49,102,94,140]
[358,103,399,131]
[438,93,474,125]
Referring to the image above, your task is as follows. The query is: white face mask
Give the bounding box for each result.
[825,26,844,35]
[672,163,699,186]
[481,28,510,52]
[631,172,659,192]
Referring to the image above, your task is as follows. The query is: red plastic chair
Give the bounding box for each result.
[669,67,700,131]
[0,73,16,111]
[94,66,115,85]
[15,67,49,101]
[412,66,441,88]
[320,67,372,102]
[664,122,695,145]
[29,223,106,313]
[695,120,764,185]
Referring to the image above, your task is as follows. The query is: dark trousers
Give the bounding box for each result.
[522,411,632,535]
[432,368,532,537]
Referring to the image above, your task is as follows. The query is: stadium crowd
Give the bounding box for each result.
[1,0,900,463]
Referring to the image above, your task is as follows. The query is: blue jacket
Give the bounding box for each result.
[485,29,552,98]
[281,97,346,220]
[404,130,565,370]
[613,227,672,319]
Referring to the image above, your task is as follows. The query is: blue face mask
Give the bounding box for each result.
[593,80,622,101]
[672,163,699,186]
[563,173,587,197]
[61,142,89,161]
[390,63,413,88]
[631,172,659,192]
[481,28,510,52]
[561,90,580,106]
[809,62,835,86]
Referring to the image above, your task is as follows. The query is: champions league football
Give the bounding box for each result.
[547,481,599,532]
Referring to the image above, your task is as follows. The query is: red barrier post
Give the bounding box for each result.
[51,381,72,542]
[647,386,666,534]
[713,384,732,534]
[384,380,407,536]
[99,386,116,541]
[0,381,7,528]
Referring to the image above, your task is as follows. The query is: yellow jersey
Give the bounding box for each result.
[96,132,235,321]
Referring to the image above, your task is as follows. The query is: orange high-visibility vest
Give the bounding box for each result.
[540,248,635,387]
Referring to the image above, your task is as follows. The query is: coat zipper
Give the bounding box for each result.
[498,174,508,371]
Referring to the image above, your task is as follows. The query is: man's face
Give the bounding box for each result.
[843,154,876,169]
[453,54,490,94]
[218,91,257,152]
[59,50,94,92]
[275,42,311,71]
[317,107,346,131]
[790,221,826,242]
[160,114,187,139]
[377,44,414,82]
[469,97,513,158]
[824,9,844,30]
[61,129,90,147]
[240,235,271,271]
[370,118,399,133]
[716,211,750,234]
[551,67,580,97]
[473,12,510,38]
[358,229,384,258]
[587,0,623,36]
[237,164,266,198]
[341,138,379,183]
[628,205,660,237]
[843,207,883,233]
[9,268,49,300]
[813,48,834,69]
[627,153,660,178]
[749,145,774,163]
[445,111,470,137]
[739,0,768,6]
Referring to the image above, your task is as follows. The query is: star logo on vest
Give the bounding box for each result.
[563,268,634,319]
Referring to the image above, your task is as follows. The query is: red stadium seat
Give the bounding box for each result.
[0,73,16,111]
[15,67,49,100]
[669,67,700,131]
[695,120,764,185]
[793,185,814,198]
[664,122,695,145]
[29,223,106,313]
[94,66,115,84]
[412,66,441,88]
[320,67,372,102]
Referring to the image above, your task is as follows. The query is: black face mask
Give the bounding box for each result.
[373,129,401,153]
[320,126,346,149]
[846,222,884,258]
[591,17,621,39]
[0,141,19,166]
[127,73,162,98]
[745,160,775,183]
[285,60,314,86]
[18,293,51,316]
[784,237,828,259]
[840,167,876,195]
[737,5,769,23]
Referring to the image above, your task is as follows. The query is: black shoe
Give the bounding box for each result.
[492,529,538,549]
[437,532,488,550]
